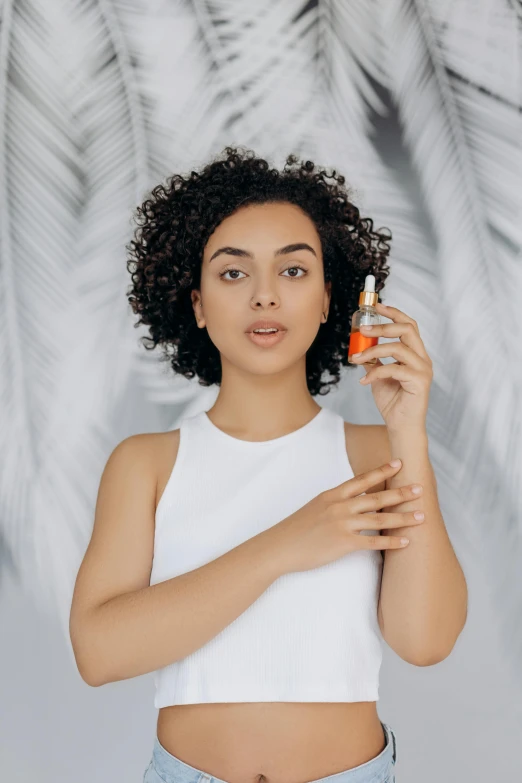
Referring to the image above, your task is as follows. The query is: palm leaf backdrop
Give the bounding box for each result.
[0,0,521,684]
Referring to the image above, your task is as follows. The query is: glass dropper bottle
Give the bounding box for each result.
[347,274,381,365]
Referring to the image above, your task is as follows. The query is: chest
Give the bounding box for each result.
[155,421,386,514]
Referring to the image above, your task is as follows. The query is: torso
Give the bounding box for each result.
[152,418,390,783]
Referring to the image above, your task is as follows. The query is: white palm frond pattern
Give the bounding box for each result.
[0,0,520,683]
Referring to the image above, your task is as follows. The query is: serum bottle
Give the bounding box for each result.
[348,274,381,365]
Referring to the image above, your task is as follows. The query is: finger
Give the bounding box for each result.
[350,483,423,513]
[353,340,427,372]
[360,320,431,365]
[351,511,425,531]
[335,461,403,500]
[374,302,420,336]
[356,533,410,550]
[360,363,423,387]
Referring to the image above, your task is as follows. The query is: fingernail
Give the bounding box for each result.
[352,352,362,358]
[389,459,401,467]
[361,325,373,330]
[414,512,425,520]
[411,485,422,494]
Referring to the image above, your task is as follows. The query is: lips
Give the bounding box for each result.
[247,330,288,347]
[246,319,287,333]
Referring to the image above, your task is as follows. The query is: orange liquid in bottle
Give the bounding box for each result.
[348,328,378,363]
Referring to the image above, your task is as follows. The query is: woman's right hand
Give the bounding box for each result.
[268,460,424,574]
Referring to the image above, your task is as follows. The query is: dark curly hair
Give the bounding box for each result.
[126,145,392,396]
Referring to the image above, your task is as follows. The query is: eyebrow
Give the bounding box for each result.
[208,242,318,263]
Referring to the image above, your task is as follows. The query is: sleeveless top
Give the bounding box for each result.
[149,406,384,707]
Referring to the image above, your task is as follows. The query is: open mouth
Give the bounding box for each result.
[247,329,287,346]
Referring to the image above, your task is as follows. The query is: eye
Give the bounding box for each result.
[282,265,307,278]
[219,268,247,281]
[218,265,308,281]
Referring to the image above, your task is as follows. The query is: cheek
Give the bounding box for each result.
[202,283,242,321]
[202,298,246,352]
[286,294,323,335]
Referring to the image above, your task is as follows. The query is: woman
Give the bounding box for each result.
[69,146,462,783]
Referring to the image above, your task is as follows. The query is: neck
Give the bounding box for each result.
[207,359,321,441]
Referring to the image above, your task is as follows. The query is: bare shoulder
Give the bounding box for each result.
[69,429,180,626]
[154,428,181,512]
[115,428,181,513]
[343,421,392,492]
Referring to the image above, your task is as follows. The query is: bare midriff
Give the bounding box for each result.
[156,701,385,783]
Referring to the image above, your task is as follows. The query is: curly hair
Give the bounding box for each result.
[126,145,392,396]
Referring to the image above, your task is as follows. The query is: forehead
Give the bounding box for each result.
[203,202,321,256]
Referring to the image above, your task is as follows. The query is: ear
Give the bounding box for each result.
[323,281,332,312]
[191,289,204,327]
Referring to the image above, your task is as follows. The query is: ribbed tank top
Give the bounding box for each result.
[149,405,383,707]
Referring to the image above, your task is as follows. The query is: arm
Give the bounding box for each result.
[81,530,285,687]
[69,435,286,687]
[377,425,468,665]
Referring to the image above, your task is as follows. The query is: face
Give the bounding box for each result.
[191,201,331,378]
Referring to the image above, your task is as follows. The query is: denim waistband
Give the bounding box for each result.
[145,721,397,783]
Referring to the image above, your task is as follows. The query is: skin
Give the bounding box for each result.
[151,202,391,781]
[190,201,332,436]
[71,200,465,781]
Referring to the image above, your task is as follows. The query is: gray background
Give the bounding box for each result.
[2,550,521,782]
[1,1,521,780]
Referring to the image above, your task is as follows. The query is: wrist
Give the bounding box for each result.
[387,425,428,442]
[255,522,293,580]
[239,525,289,582]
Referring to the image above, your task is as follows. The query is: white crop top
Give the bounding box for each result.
[149,405,384,707]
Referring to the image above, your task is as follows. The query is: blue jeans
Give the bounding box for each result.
[143,721,397,783]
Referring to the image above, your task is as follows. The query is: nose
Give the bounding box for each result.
[250,290,280,308]
[251,297,278,307]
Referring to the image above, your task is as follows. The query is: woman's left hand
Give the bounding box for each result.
[351,303,433,432]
